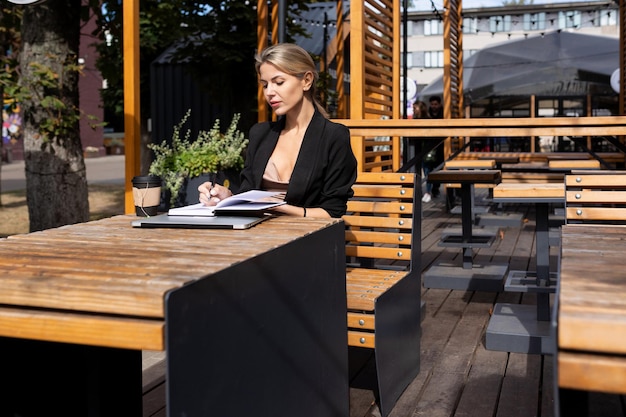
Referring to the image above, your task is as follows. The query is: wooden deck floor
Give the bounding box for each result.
[141,191,626,417]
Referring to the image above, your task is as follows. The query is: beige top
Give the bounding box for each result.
[262,158,289,192]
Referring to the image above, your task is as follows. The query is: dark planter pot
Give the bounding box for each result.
[159,169,242,210]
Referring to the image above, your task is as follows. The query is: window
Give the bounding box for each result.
[464,49,478,59]
[599,9,617,26]
[424,51,444,68]
[489,15,511,33]
[463,17,478,34]
[523,12,546,31]
[424,19,443,35]
[405,52,414,68]
[402,20,415,36]
[412,51,425,68]
[558,10,581,29]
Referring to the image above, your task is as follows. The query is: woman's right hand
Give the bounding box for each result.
[198,181,233,206]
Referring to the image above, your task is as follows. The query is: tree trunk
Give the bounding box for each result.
[20,0,89,232]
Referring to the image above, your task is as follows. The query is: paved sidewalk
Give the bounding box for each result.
[1,155,126,192]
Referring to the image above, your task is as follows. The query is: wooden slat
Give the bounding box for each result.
[0,306,164,351]
[348,330,375,348]
[565,173,626,187]
[346,245,411,260]
[428,170,501,184]
[445,160,496,169]
[548,159,601,169]
[335,116,626,137]
[355,172,415,184]
[347,200,413,214]
[344,215,413,229]
[347,312,376,330]
[493,183,564,199]
[566,190,626,203]
[558,352,626,394]
[346,230,412,246]
[501,172,564,183]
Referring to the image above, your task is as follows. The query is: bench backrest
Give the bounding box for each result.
[344,172,418,270]
[565,173,626,224]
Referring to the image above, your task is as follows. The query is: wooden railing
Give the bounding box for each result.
[334,116,626,171]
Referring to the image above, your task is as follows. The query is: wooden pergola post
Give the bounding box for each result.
[123,0,141,214]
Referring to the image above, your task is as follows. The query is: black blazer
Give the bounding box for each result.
[239,111,357,218]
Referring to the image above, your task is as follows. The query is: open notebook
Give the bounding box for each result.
[168,190,286,217]
[131,214,270,229]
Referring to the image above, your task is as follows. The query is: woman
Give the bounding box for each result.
[198,43,357,218]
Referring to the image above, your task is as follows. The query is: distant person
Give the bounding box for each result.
[198,43,357,218]
[428,95,443,119]
[412,101,436,203]
[424,96,445,199]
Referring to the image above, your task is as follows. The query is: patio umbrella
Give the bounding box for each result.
[418,31,619,103]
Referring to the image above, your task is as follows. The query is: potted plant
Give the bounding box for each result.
[148,110,249,207]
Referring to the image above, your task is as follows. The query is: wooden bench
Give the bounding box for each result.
[344,172,421,417]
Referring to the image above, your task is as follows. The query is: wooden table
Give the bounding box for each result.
[0,215,348,417]
[486,182,564,354]
[558,225,626,395]
[424,169,509,292]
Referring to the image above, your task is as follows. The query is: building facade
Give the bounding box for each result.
[406,0,620,116]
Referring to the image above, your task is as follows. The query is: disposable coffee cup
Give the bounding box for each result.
[131,175,162,217]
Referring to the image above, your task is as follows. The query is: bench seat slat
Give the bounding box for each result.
[346,268,406,311]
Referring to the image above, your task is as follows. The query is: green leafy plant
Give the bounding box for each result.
[148,110,248,205]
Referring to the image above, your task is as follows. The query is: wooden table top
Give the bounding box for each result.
[0,215,339,350]
[493,182,564,200]
[428,169,501,184]
[559,224,626,356]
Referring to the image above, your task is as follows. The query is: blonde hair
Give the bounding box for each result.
[255,43,329,118]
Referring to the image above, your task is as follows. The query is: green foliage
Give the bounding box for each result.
[148,110,249,205]
[0,54,103,144]
[93,0,314,129]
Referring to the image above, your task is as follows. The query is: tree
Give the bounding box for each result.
[19,0,89,231]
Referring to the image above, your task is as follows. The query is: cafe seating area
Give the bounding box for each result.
[138,181,626,417]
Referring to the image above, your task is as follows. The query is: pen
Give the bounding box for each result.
[208,172,217,197]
